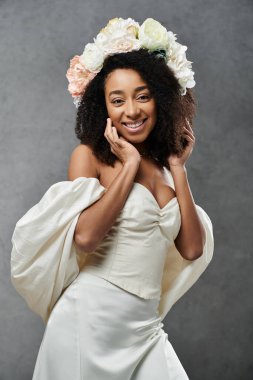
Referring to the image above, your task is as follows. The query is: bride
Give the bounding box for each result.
[11,17,214,380]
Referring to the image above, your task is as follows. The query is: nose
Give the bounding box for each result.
[125,99,140,118]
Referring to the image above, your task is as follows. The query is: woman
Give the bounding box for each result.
[11,18,214,379]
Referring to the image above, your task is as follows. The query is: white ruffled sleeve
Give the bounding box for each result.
[10,177,106,324]
[158,168,214,321]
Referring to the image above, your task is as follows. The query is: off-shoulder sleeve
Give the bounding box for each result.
[158,168,214,321]
[10,177,106,324]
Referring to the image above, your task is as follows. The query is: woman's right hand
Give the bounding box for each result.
[104,118,141,165]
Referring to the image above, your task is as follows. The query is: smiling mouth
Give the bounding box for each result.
[122,118,147,129]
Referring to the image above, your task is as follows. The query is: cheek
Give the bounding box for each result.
[107,107,121,121]
[144,100,156,116]
[105,98,114,114]
[147,106,157,120]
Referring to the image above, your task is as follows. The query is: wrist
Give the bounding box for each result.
[123,158,141,170]
[169,164,187,175]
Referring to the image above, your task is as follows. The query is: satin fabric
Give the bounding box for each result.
[10,168,214,324]
[78,181,181,300]
[10,168,214,378]
[32,271,189,380]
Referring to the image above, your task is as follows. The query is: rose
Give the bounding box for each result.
[127,25,139,38]
[68,80,87,97]
[94,18,140,54]
[167,30,177,45]
[94,18,141,57]
[177,67,196,95]
[94,32,109,50]
[103,37,142,55]
[66,55,96,97]
[138,18,169,51]
[95,29,128,51]
[99,17,139,39]
[80,43,104,72]
[65,17,196,106]
[166,42,195,95]
[95,33,141,56]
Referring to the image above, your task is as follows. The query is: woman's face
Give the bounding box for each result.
[104,69,157,145]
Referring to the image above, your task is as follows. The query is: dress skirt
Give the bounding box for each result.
[32,271,189,380]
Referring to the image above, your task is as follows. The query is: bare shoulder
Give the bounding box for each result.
[68,144,99,181]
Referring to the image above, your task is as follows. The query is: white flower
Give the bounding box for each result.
[166,41,195,94]
[94,32,108,49]
[95,30,133,51]
[98,17,140,40]
[177,67,196,94]
[94,18,140,55]
[103,36,141,56]
[80,43,104,72]
[138,18,169,51]
[66,17,196,106]
[93,18,141,57]
[167,30,178,45]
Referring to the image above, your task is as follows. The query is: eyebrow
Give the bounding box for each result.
[109,85,149,97]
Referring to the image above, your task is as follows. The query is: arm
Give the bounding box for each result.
[68,144,140,253]
[171,165,206,261]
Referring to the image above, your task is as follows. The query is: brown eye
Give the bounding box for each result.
[112,99,123,105]
[138,95,150,101]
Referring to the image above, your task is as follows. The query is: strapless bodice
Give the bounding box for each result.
[10,172,213,324]
[81,182,181,300]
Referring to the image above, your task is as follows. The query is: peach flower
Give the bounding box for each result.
[66,55,96,98]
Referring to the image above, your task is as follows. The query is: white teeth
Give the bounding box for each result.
[125,120,145,128]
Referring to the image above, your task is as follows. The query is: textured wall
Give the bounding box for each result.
[1,0,252,379]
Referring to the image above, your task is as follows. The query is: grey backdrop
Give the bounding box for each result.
[1,0,252,379]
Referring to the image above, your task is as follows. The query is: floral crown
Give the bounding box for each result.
[66,17,196,108]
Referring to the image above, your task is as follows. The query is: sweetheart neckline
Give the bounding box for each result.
[98,178,178,212]
[132,182,178,211]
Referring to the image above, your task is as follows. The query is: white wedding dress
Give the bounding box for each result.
[10,169,214,379]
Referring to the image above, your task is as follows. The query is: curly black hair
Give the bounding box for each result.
[75,48,196,170]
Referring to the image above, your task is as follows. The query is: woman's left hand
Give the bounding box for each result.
[167,118,196,168]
